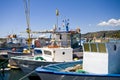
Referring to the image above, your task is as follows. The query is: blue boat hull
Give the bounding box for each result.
[37,73,120,80]
[36,60,120,80]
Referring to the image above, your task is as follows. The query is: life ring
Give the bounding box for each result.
[35,57,45,61]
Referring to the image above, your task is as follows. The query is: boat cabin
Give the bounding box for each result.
[83,42,120,74]
[34,47,73,62]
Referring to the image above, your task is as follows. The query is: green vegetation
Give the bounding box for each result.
[82,30,120,39]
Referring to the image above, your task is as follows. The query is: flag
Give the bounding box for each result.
[56,9,59,16]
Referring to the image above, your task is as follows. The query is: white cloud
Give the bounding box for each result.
[98,19,120,27]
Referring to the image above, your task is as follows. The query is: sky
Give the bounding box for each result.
[0,0,120,38]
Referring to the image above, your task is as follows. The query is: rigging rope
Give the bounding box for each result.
[19,70,35,80]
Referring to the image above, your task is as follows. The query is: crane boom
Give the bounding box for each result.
[23,0,31,50]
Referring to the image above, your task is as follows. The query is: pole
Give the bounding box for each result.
[57,16,58,29]
[56,9,59,30]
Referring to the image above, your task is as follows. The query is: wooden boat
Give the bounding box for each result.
[35,40,120,80]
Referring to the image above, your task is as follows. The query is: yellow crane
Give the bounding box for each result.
[23,0,31,51]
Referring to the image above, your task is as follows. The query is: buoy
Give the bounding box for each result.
[7,64,19,69]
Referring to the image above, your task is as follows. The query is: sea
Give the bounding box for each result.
[0,69,40,80]
[0,69,28,80]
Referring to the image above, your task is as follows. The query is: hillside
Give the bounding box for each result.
[82,30,120,38]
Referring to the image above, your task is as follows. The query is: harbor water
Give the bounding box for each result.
[0,69,41,80]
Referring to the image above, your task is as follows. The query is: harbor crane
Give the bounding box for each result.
[23,0,31,50]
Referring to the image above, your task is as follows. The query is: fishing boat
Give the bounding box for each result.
[0,34,28,67]
[7,50,31,68]
[5,34,30,68]
[35,40,120,80]
[0,34,27,60]
[11,47,73,73]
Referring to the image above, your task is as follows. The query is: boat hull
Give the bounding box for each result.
[0,49,9,60]
[36,60,120,80]
[37,73,120,80]
[12,57,59,73]
[0,54,8,60]
[7,51,31,68]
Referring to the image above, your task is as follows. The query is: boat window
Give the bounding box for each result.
[71,33,80,49]
[98,43,106,53]
[90,43,97,52]
[83,43,90,52]
[34,49,42,54]
[114,45,117,51]
[62,52,65,55]
[44,50,52,56]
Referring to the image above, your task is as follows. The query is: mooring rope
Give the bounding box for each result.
[19,70,35,80]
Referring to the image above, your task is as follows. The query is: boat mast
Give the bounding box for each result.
[23,0,31,51]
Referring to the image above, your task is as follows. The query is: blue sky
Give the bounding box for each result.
[0,0,120,37]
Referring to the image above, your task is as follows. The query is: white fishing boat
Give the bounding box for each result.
[11,47,73,73]
[35,40,120,80]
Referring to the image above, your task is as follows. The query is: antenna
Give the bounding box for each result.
[63,19,69,32]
